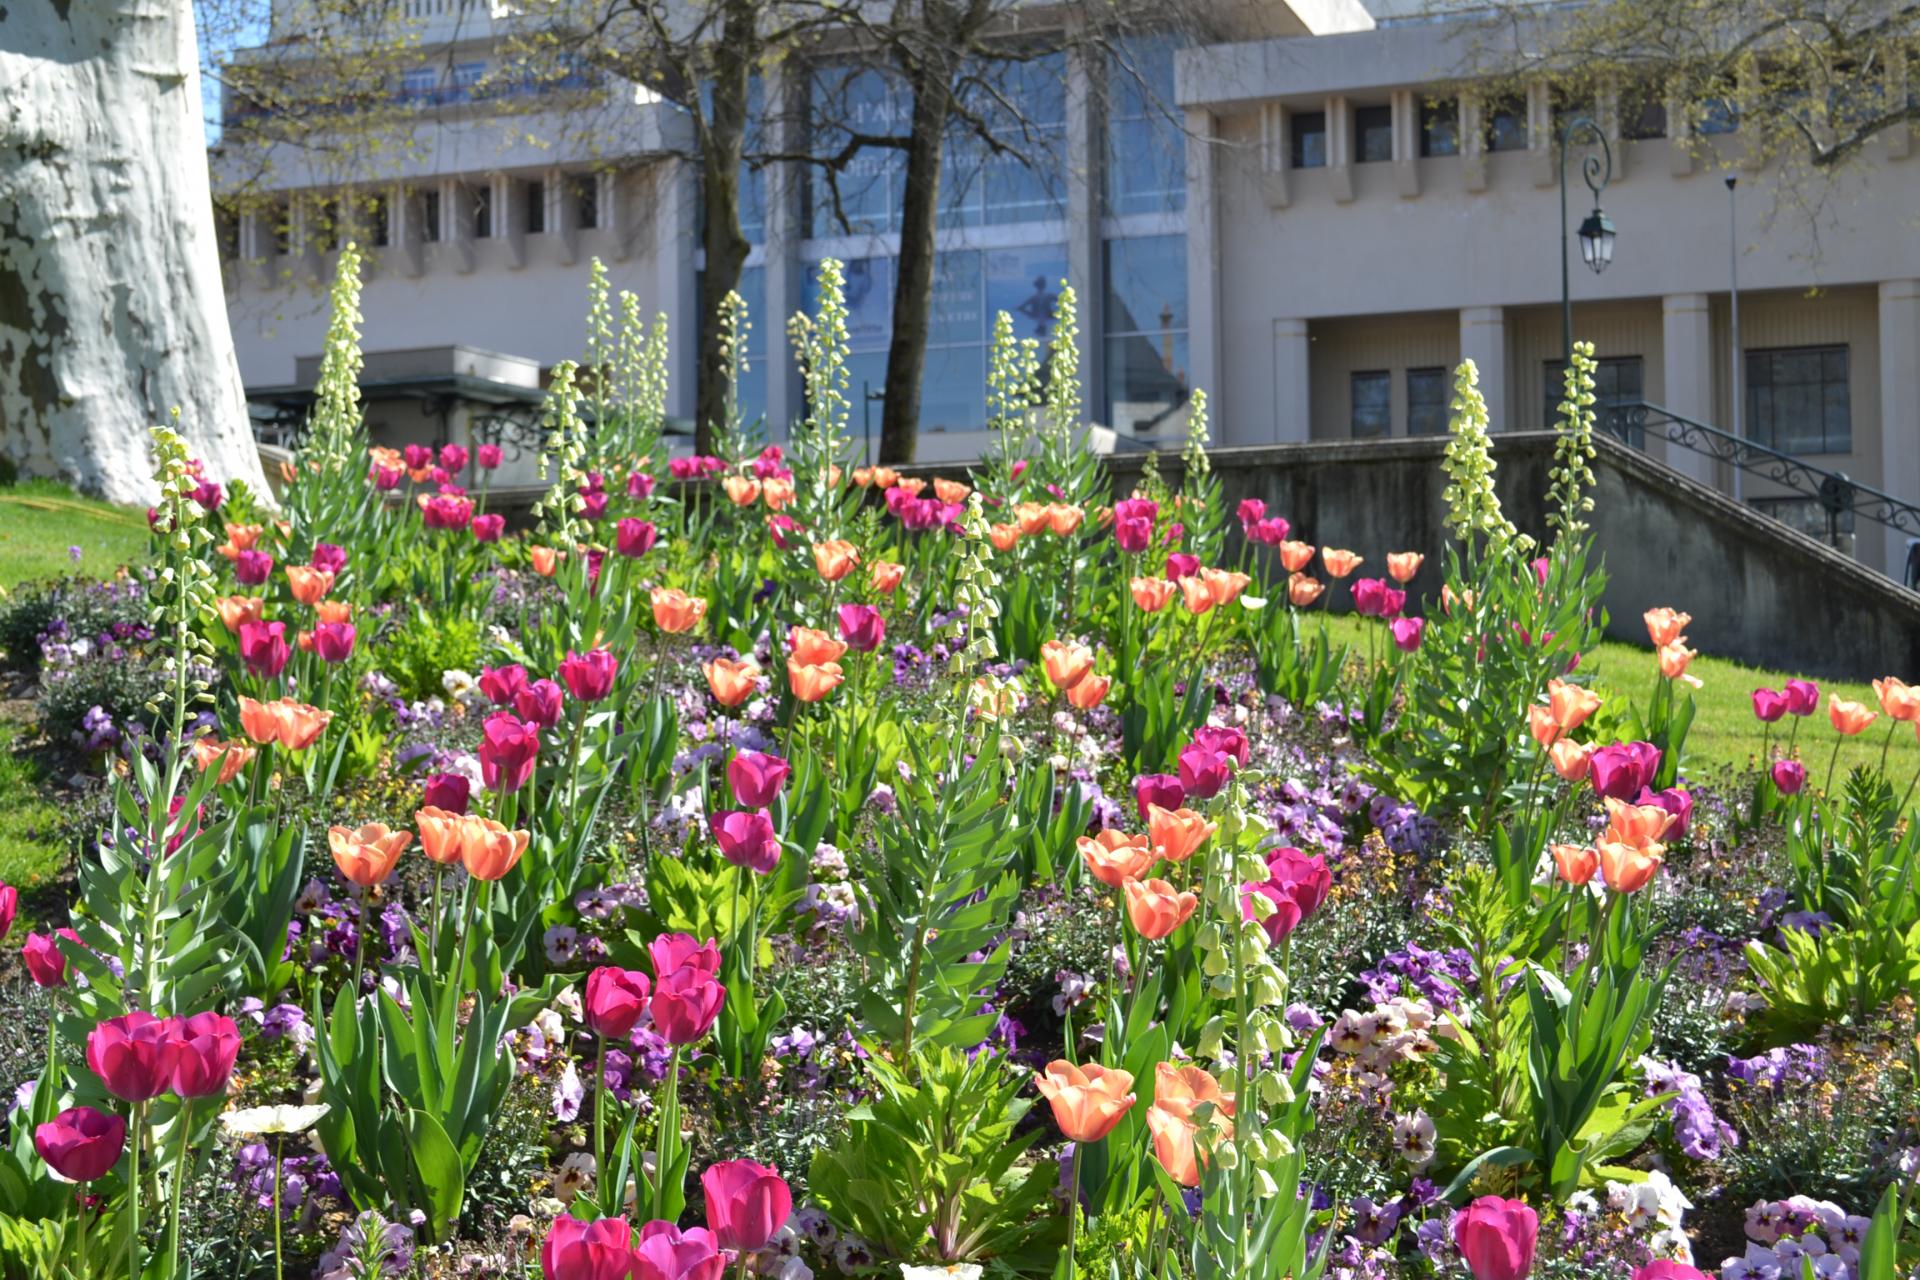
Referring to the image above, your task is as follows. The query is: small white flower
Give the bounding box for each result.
[220,1103,330,1137]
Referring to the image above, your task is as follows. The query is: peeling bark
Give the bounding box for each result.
[1,0,265,503]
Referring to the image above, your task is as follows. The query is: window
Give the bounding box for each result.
[400,67,437,102]
[1103,235,1189,437]
[215,204,241,261]
[806,64,909,236]
[1620,83,1668,140]
[451,62,485,100]
[1420,98,1459,157]
[419,188,441,242]
[471,184,493,239]
[957,50,1066,226]
[1355,105,1394,163]
[572,175,599,230]
[523,179,546,235]
[1696,77,1741,135]
[312,199,339,253]
[366,193,389,247]
[1407,367,1450,435]
[1351,371,1391,438]
[1542,355,1644,428]
[1486,95,1529,152]
[1748,346,1851,454]
[1291,111,1327,168]
[1104,34,1186,216]
[268,202,289,256]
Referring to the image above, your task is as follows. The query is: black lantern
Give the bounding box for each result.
[1578,207,1616,274]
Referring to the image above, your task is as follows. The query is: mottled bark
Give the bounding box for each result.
[1,0,265,503]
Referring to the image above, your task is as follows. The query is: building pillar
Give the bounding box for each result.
[1185,107,1224,440]
[1065,40,1102,429]
[1272,319,1311,443]
[1457,306,1506,431]
[763,67,804,442]
[1659,293,1717,486]
[1880,279,1920,580]
[652,157,699,426]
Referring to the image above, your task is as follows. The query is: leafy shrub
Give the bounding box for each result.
[379,609,482,703]
[0,575,151,672]
[38,651,174,752]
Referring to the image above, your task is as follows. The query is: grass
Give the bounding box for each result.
[1320,613,1906,787]
[0,713,70,897]
[0,478,150,591]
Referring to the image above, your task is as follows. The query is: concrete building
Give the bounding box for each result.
[216,0,1920,573]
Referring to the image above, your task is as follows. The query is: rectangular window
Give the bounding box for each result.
[572,175,599,229]
[366,193,389,247]
[1748,346,1851,454]
[312,199,339,253]
[1420,98,1459,156]
[1104,34,1187,217]
[419,188,441,242]
[1103,235,1190,438]
[523,179,546,235]
[400,67,437,102]
[1486,95,1529,152]
[1351,371,1391,438]
[451,62,485,100]
[471,184,492,240]
[1620,83,1668,140]
[1696,77,1741,135]
[215,204,241,261]
[269,202,289,256]
[1407,367,1450,435]
[1542,355,1644,427]
[1290,111,1327,169]
[1355,104,1394,163]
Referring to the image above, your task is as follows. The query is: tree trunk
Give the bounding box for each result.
[0,1,265,505]
[692,0,756,455]
[877,61,955,467]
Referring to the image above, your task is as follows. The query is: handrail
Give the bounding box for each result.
[1599,401,1920,543]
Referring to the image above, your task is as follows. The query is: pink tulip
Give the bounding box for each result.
[710,809,781,874]
[0,883,16,942]
[1235,498,1265,529]
[1752,688,1787,722]
[1165,552,1200,582]
[477,444,504,470]
[310,543,348,574]
[1391,617,1425,652]
[727,751,791,809]
[1783,679,1819,716]
[170,1011,241,1097]
[1176,745,1232,800]
[584,966,652,1040]
[34,1106,127,1182]
[560,649,619,703]
[837,603,886,653]
[651,966,725,1045]
[701,1159,793,1253]
[439,443,470,472]
[631,1221,724,1280]
[1133,774,1185,823]
[478,714,541,793]
[472,514,506,543]
[1191,725,1249,767]
[616,518,659,558]
[541,1215,636,1280]
[649,933,720,979]
[1454,1195,1539,1280]
[422,773,470,814]
[626,471,656,500]
[479,664,529,707]
[234,549,273,585]
[86,1012,182,1102]
[238,620,290,679]
[514,679,566,730]
[1771,759,1807,794]
[313,621,356,663]
[404,444,433,470]
[23,929,79,987]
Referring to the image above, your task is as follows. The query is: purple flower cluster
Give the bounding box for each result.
[1358,942,1476,1012]
[74,704,118,753]
[1726,1043,1827,1091]
[233,1143,342,1225]
[1368,792,1440,857]
[1640,1055,1738,1161]
[235,997,315,1049]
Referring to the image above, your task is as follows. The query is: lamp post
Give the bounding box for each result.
[1559,114,1616,368]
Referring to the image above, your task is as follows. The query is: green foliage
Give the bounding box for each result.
[1742,920,1920,1044]
[807,1046,1061,1271]
[1251,606,1348,712]
[380,609,482,703]
[1120,666,1212,776]
[1782,773,1920,933]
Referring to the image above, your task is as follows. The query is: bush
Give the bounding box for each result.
[0,575,152,672]
[378,608,482,703]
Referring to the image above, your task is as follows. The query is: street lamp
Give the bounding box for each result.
[1559,114,1615,367]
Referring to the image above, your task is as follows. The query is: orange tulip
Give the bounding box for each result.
[1178,576,1216,616]
[1658,642,1702,687]
[1287,574,1325,607]
[1078,830,1157,888]
[1604,796,1678,846]
[316,600,353,625]
[328,823,412,887]
[1147,1106,1202,1187]
[1548,738,1592,782]
[723,476,761,507]
[1130,577,1176,612]
[216,524,263,560]
[1643,607,1691,647]
[295,630,316,655]
[1322,548,1363,578]
[790,626,848,666]
[1147,805,1217,864]
[988,523,1022,553]
[1597,838,1663,893]
[1527,705,1563,749]
[828,465,843,488]
[1441,585,1477,614]
[852,467,874,488]
[1123,877,1199,939]
[1201,568,1252,608]
[896,477,926,497]
[1873,676,1920,722]
[871,466,900,489]
[1033,1061,1136,1144]
[1829,694,1877,736]
[869,560,905,594]
[651,587,707,634]
[191,738,255,785]
[461,819,530,881]
[1552,843,1599,886]
[1278,541,1316,573]
[1046,504,1085,536]
[788,659,845,702]
[762,478,795,510]
[234,693,279,742]
[933,477,970,504]
[1385,551,1424,583]
[416,807,468,865]
[1546,678,1601,732]
[704,657,761,708]
[216,596,266,633]
[530,546,561,577]
[1066,674,1112,710]
[1152,1062,1234,1122]
[286,566,335,605]
[811,539,860,582]
[273,700,333,751]
[1040,639,1094,690]
[1015,502,1051,537]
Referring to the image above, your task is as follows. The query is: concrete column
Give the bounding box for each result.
[1185,107,1224,439]
[1327,96,1354,203]
[652,158,699,424]
[1272,319,1311,443]
[1065,40,1102,427]
[1660,293,1717,486]
[1458,306,1507,431]
[1879,279,1920,578]
[763,67,804,441]
[1391,88,1420,198]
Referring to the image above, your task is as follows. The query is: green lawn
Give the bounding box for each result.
[0,714,69,897]
[0,479,150,591]
[1322,614,1901,785]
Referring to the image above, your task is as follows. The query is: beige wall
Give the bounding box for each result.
[1306,312,1458,439]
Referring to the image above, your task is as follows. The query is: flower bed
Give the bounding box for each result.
[0,251,1914,1280]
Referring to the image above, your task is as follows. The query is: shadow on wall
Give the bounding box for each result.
[1103,432,1920,681]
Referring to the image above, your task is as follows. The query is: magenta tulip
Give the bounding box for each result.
[238,620,290,679]
[472,514,506,543]
[477,444,503,470]
[1176,745,1233,800]
[1454,1195,1539,1280]
[312,621,356,663]
[22,929,78,988]
[1752,688,1787,723]
[478,665,528,707]
[631,1221,724,1280]
[1235,498,1265,530]
[86,1012,182,1102]
[701,1159,793,1253]
[1783,679,1819,716]
[34,1106,127,1182]
[560,649,619,703]
[478,714,541,793]
[234,549,273,585]
[0,883,16,942]
[1633,1264,1712,1280]
[649,933,720,979]
[651,966,726,1045]
[837,603,886,653]
[541,1215,636,1280]
[626,471,656,500]
[170,1011,241,1097]
[1165,552,1200,582]
[1133,774,1186,823]
[404,444,433,470]
[1391,617,1426,652]
[583,966,652,1040]
[515,679,567,730]
[309,543,347,574]
[616,518,659,558]
[439,443,470,472]
[422,773,471,814]
[727,751,791,810]
[710,810,781,874]
[1771,759,1807,795]
[1191,725,1250,767]
[1633,786,1694,840]
[1588,741,1662,802]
